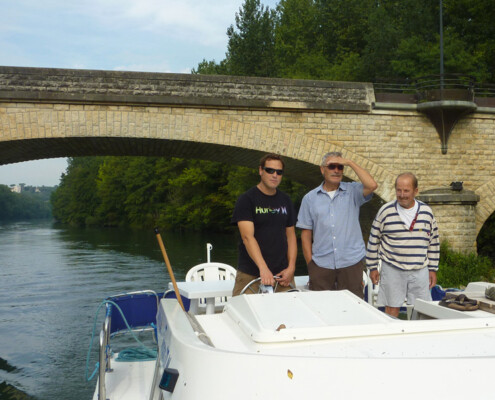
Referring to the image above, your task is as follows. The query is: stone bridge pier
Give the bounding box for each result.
[417,188,480,254]
[1,66,495,254]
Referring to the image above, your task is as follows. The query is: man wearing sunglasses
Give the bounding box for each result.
[231,153,297,295]
[296,151,377,298]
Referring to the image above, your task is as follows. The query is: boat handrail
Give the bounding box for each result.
[104,315,112,371]
[98,318,110,400]
[95,290,162,400]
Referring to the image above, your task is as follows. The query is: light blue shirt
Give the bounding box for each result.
[296,182,372,269]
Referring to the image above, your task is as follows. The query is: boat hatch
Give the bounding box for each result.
[223,290,394,343]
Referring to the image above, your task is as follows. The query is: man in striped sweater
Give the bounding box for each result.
[366,172,440,317]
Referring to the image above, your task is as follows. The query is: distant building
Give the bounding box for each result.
[10,185,22,193]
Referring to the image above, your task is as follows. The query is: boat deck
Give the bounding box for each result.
[193,290,495,359]
[153,284,495,399]
[92,354,156,400]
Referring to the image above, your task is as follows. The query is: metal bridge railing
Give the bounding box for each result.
[474,82,495,98]
[374,74,494,102]
[414,74,475,91]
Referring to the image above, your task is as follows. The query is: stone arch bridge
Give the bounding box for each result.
[1,66,495,253]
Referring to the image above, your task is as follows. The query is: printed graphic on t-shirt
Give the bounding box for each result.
[255,206,288,215]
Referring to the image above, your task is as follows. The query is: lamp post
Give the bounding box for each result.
[439,0,444,88]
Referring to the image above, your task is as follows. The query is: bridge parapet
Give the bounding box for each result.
[0,66,374,112]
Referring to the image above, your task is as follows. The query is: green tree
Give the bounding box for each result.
[218,166,260,211]
[153,157,190,228]
[362,2,401,80]
[159,160,229,231]
[225,0,277,77]
[0,185,52,220]
[274,0,330,79]
[365,0,493,81]
[95,157,129,227]
[444,0,494,81]
[191,59,228,75]
[124,157,161,227]
[317,0,372,58]
[0,185,15,219]
[50,155,307,233]
[51,157,103,226]
[194,0,495,83]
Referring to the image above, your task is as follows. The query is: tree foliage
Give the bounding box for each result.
[438,241,495,288]
[51,156,307,232]
[0,185,53,221]
[225,0,276,77]
[51,157,103,226]
[196,0,495,83]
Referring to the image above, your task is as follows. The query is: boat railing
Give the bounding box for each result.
[98,319,109,400]
[96,290,163,400]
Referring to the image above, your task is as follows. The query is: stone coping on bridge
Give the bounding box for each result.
[417,188,480,205]
[0,66,374,112]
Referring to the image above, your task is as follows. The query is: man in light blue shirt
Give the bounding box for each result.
[296,152,377,298]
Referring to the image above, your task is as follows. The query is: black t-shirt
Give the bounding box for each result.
[231,186,296,276]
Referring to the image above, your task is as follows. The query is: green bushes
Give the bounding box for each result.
[437,241,495,288]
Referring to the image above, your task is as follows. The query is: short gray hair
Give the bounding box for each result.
[321,152,342,166]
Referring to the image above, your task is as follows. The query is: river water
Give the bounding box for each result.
[0,220,273,400]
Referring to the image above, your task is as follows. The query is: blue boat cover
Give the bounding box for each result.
[107,292,162,334]
[107,291,190,335]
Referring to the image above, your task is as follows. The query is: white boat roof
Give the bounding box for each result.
[223,290,392,342]
[190,290,495,359]
[155,287,495,400]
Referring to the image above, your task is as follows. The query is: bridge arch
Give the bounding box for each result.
[0,103,396,199]
[476,179,495,235]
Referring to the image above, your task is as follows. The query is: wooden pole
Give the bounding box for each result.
[154,228,185,312]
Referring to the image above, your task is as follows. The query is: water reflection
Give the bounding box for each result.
[55,225,240,275]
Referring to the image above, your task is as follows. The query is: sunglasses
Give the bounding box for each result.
[263,167,284,176]
[325,164,344,171]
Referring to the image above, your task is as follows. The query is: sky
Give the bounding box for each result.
[0,0,278,187]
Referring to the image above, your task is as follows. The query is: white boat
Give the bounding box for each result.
[91,253,495,400]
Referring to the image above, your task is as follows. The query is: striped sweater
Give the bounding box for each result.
[366,200,440,272]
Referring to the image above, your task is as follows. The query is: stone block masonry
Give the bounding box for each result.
[0,66,373,112]
[1,66,495,253]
